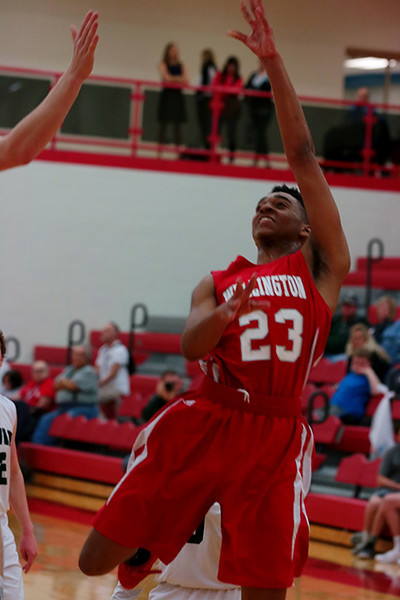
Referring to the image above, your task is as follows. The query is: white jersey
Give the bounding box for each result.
[110,503,240,600]
[157,503,237,590]
[0,395,15,515]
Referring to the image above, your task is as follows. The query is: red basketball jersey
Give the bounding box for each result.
[203,249,331,401]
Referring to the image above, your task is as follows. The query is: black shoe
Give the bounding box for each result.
[353,540,375,559]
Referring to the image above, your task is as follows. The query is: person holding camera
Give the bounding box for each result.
[141,371,183,423]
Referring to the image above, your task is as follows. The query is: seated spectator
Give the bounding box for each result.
[381,318,400,366]
[352,424,400,561]
[32,345,99,446]
[13,361,56,440]
[324,294,367,360]
[17,361,55,413]
[371,295,398,345]
[346,323,391,381]
[2,369,24,400]
[95,322,130,420]
[329,348,384,424]
[141,370,183,423]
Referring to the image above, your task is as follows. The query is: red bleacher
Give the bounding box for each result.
[344,256,400,291]
[49,414,142,452]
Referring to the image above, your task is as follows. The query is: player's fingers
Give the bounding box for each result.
[227,29,247,43]
[77,10,95,38]
[240,0,253,24]
[82,19,99,53]
[80,13,99,50]
[70,25,78,41]
[22,551,37,573]
[76,11,97,49]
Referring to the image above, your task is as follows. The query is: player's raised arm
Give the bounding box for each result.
[0,10,99,172]
[181,273,259,361]
[229,0,350,311]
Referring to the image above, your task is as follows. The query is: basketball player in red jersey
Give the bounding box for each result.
[0,10,98,172]
[79,2,350,599]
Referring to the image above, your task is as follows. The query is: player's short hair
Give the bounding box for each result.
[0,330,6,357]
[271,184,308,222]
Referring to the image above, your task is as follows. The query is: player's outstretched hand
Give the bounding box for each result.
[223,274,270,322]
[227,0,277,59]
[69,10,99,82]
[19,529,38,573]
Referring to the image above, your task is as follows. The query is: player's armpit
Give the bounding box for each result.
[79,528,138,576]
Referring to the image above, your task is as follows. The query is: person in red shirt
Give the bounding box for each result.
[18,361,55,413]
[212,56,242,162]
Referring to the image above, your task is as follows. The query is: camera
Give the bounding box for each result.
[164,381,175,392]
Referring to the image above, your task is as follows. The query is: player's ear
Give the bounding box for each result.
[300,223,311,241]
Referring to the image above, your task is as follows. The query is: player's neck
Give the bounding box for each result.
[256,241,301,264]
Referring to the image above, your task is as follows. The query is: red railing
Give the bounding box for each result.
[1,64,399,177]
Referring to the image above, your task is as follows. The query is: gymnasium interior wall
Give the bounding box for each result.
[1,161,399,361]
[1,0,400,99]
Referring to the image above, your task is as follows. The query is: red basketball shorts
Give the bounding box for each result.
[93,387,313,589]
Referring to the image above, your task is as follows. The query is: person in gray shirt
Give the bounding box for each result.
[31,346,99,445]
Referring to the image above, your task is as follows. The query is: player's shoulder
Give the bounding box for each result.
[212,255,252,279]
[0,394,16,419]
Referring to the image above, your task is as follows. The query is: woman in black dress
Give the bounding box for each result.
[157,43,189,148]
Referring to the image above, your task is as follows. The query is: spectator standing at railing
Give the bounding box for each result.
[31,345,99,445]
[345,87,392,171]
[95,323,131,420]
[212,56,242,163]
[244,59,273,166]
[196,49,218,150]
[157,43,189,150]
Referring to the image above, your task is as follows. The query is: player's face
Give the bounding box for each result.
[252,193,307,245]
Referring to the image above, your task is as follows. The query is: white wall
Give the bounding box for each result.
[1,160,399,361]
[1,0,400,98]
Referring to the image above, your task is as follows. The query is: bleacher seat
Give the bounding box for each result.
[48,414,140,453]
[335,453,381,497]
[312,415,342,445]
[34,346,68,366]
[334,425,371,454]
[130,374,158,400]
[308,358,347,386]
[118,393,148,419]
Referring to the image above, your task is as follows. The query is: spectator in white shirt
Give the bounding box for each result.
[95,323,130,419]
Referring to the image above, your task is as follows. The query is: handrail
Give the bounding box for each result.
[5,336,20,362]
[66,320,86,365]
[1,64,399,176]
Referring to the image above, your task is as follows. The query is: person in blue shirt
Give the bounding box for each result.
[330,348,383,424]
